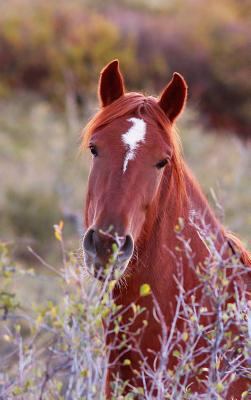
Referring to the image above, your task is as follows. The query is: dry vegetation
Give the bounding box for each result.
[0,219,250,399]
[1,0,251,137]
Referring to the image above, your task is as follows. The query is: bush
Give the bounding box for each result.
[4,189,61,251]
[0,0,250,137]
[0,219,250,399]
[0,1,136,103]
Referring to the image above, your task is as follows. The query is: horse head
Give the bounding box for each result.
[83,60,187,281]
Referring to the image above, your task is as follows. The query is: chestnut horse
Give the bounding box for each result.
[82,60,250,398]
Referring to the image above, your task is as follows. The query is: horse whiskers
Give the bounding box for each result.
[116,276,128,292]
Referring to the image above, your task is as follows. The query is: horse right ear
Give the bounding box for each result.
[98,59,125,107]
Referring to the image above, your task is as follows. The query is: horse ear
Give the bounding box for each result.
[158,73,187,123]
[98,59,125,107]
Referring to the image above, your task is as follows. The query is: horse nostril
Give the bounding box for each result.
[83,229,134,265]
[120,235,134,261]
[83,228,95,255]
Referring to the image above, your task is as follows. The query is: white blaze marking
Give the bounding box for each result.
[122,117,146,173]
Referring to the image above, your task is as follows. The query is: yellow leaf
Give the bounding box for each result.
[54,228,62,241]
[3,334,11,342]
[101,308,109,318]
[50,306,57,318]
[81,369,89,377]
[53,220,64,241]
[108,280,116,292]
[36,315,43,327]
[140,283,151,297]
[123,359,131,366]
[216,382,224,393]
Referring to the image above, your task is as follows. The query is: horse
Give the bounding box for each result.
[82,60,251,399]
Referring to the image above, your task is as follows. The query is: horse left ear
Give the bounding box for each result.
[158,73,188,123]
[98,59,125,107]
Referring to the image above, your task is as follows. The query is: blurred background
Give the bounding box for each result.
[0,0,250,269]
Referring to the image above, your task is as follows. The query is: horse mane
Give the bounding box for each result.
[225,231,251,267]
[82,92,186,212]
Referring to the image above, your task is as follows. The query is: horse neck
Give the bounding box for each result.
[146,163,222,240]
[128,163,226,296]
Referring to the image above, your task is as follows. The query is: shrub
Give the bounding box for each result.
[4,189,61,251]
[1,1,250,137]
[0,219,250,399]
[0,1,136,103]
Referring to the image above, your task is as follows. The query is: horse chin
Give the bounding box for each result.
[84,254,129,284]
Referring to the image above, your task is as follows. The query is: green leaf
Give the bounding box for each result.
[172,350,180,358]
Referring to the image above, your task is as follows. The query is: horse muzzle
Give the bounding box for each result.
[83,228,134,281]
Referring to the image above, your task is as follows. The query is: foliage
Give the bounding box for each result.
[0,219,250,399]
[0,0,250,137]
[0,0,136,103]
[5,189,61,244]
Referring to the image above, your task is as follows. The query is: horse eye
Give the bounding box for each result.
[89,144,98,157]
[155,158,168,169]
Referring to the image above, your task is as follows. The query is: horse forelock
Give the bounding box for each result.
[81,92,187,213]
